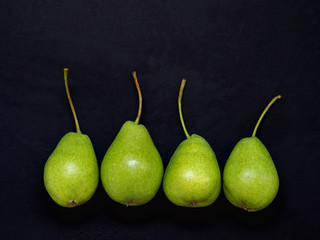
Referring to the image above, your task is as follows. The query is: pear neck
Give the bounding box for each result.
[252,95,281,137]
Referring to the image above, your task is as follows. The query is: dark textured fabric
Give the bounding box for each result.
[1,0,319,239]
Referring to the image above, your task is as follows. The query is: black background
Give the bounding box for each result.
[1,0,320,239]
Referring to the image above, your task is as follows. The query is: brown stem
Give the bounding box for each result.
[132,71,143,124]
[252,95,281,137]
[64,68,81,133]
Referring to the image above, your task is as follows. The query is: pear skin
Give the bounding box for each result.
[163,134,221,207]
[101,121,163,206]
[223,137,279,211]
[223,95,281,212]
[100,72,163,206]
[163,79,221,207]
[43,69,99,207]
[44,132,99,207]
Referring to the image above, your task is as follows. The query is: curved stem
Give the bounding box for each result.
[178,79,190,139]
[252,95,281,137]
[64,68,81,133]
[132,71,142,124]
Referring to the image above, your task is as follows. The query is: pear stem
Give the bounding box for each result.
[178,79,190,139]
[64,68,81,133]
[132,71,142,124]
[252,95,282,137]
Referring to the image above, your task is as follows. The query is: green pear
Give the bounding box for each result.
[223,95,281,212]
[163,79,221,207]
[100,72,163,206]
[43,68,99,207]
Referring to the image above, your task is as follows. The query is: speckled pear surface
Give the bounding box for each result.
[163,134,221,207]
[223,137,279,212]
[44,132,99,207]
[100,121,163,206]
